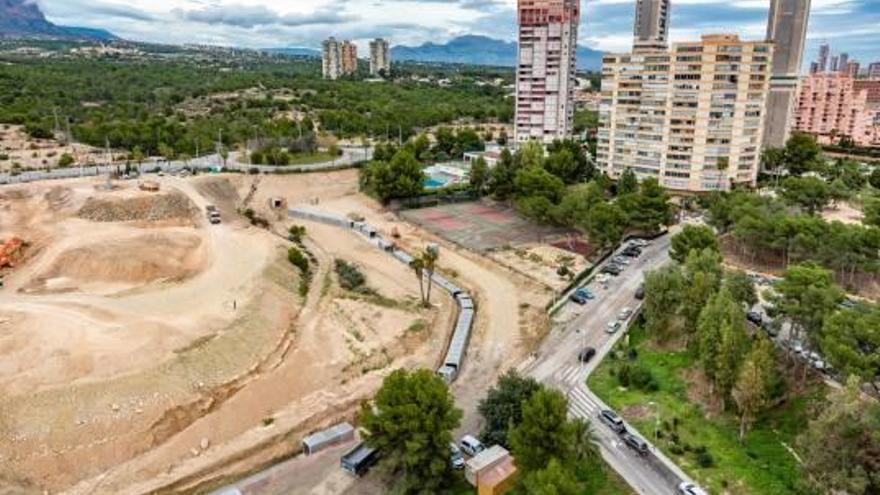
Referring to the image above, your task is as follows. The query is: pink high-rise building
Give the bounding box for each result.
[794,73,878,146]
[514,0,580,144]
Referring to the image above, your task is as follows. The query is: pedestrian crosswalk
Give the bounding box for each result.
[554,363,587,386]
[567,386,598,420]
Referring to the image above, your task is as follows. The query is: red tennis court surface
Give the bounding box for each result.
[401,201,571,252]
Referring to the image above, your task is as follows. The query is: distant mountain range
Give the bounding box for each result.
[0,0,116,41]
[391,35,603,71]
[265,35,604,72]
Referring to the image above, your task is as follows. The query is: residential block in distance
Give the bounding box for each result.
[341,40,358,75]
[369,38,391,76]
[322,37,342,80]
[597,34,773,192]
[795,72,879,146]
[514,0,580,144]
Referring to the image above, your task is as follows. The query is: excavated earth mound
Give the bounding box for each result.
[24,232,206,292]
[77,191,198,223]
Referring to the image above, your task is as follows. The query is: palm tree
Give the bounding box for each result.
[422,248,439,305]
[409,257,426,304]
[571,418,601,463]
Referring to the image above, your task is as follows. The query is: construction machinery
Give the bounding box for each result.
[0,237,25,270]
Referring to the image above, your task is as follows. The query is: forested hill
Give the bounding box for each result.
[0,0,116,41]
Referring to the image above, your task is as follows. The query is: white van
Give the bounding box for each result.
[459,435,485,457]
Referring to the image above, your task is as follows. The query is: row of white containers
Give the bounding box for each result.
[288,207,474,382]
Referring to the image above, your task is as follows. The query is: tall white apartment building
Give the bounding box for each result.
[369,38,391,76]
[633,0,670,52]
[597,34,773,192]
[514,0,580,144]
[322,37,342,80]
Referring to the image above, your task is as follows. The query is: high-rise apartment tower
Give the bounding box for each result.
[340,41,358,76]
[762,0,811,149]
[597,34,772,192]
[633,0,670,52]
[322,37,342,80]
[369,38,391,76]
[514,0,580,144]
[817,43,829,72]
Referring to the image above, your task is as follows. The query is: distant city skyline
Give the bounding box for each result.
[36,0,880,70]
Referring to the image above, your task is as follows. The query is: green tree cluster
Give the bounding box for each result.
[361,149,425,203]
[706,191,880,290]
[361,369,462,494]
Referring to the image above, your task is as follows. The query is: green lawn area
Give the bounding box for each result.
[588,324,822,495]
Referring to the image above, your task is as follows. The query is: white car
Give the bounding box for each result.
[630,239,650,247]
[678,482,708,495]
[605,321,622,334]
[618,307,633,320]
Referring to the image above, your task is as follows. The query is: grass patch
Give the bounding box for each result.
[407,319,428,334]
[588,324,821,494]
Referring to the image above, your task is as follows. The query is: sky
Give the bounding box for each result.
[36,0,880,70]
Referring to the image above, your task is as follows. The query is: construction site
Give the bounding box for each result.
[0,167,554,495]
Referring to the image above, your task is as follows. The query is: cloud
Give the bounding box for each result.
[176,4,356,28]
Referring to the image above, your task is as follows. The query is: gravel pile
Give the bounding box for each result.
[78,191,198,223]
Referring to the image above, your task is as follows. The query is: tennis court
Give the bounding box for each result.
[401,201,569,252]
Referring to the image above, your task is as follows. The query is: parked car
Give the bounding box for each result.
[618,307,633,320]
[598,409,626,433]
[576,288,596,300]
[601,265,622,276]
[746,311,763,325]
[449,442,465,470]
[578,347,597,363]
[569,293,588,305]
[622,246,642,257]
[622,432,650,456]
[612,256,631,266]
[635,285,646,300]
[678,482,709,495]
[630,239,650,247]
[761,320,779,338]
[605,321,622,334]
[459,435,485,457]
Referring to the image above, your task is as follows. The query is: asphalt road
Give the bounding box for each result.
[520,233,697,495]
[0,147,372,185]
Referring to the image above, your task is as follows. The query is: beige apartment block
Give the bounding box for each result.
[597,34,773,192]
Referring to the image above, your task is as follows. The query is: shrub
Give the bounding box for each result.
[616,363,659,391]
[288,225,307,244]
[0,153,9,161]
[288,247,310,274]
[669,445,684,455]
[696,450,715,468]
[58,153,75,167]
[334,259,366,291]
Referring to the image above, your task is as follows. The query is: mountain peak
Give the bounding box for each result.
[0,0,116,41]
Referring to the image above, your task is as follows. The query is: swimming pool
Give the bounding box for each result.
[424,177,449,189]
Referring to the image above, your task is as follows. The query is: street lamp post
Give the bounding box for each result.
[648,401,660,443]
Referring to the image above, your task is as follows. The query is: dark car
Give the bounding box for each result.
[569,293,588,305]
[578,347,597,363]
[761,320,779,338]
[635,285,646,300]
[622,247,642,257]
[601,265,622,276]
[746,311,763,325]
[598,409,626,433]
[622,432,650,456]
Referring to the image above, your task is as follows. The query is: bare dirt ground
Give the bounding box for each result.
[0,124,103,173]
[489,243,590,291]
[821,202,864,225]
[0,168,550,495]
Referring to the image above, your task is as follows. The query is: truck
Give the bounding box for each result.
[205,205,221,224]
